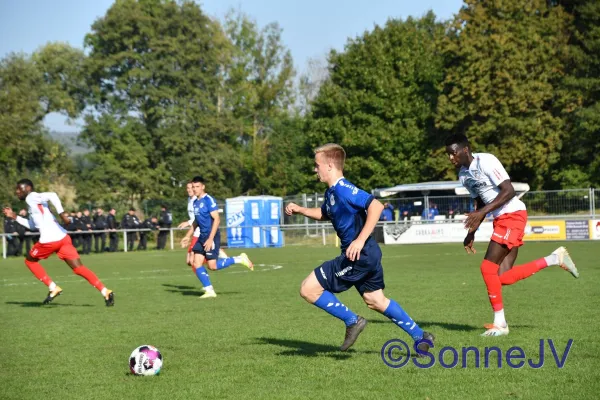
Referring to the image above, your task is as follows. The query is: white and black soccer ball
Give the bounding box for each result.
[129,345,163,376]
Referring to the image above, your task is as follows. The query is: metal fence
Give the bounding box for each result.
[2,188,599,259]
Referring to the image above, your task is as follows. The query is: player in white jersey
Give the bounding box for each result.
[2,179,114,306]
[445,135,578,337]
[177,182,228,267]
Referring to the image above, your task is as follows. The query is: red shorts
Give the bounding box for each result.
[188,236,199,253]
[491,210,528,249]
[30,235,80,261]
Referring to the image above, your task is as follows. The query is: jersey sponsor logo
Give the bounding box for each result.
[335,265,353,277]
[339,180,358,194]
[319,267,327,280]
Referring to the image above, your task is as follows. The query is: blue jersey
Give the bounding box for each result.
[193,194,219,242]
[320,178,375,252]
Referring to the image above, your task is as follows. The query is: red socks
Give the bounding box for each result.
[499,258,548,285]
[481,257,549,311]
[480,259,503,312]
[73,266,105,291]
[25,260,53,287]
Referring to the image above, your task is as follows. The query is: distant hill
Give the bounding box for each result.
[48,131,92,156]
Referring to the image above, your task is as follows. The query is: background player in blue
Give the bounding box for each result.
[181,176,254,299]
[285,144,434,351]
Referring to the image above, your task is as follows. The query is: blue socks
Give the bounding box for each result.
[383,299,424,340]
[314,291,358,327]
[216,257,236,270]
[195,266,212,288]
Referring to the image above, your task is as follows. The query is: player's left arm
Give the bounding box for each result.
[346,192,384,262]
[464,156,516,230]
[38,192,70,224]
[465,182,515,230]
[204,210,220,251]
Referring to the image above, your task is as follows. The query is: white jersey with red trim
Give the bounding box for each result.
[16,192,68,243]
[458,153,526,218]
[187,196,200,238]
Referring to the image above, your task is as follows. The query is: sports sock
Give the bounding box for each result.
[25,259,54,287]
[481,259,503,311]
[383,299,424,341]
[544,254,559,266]
[73,266,105,292]
[216,257,236,270]
[499,258,549,285]
[195,266,213,291]
[494,309,507,328]
[313,291,358,327]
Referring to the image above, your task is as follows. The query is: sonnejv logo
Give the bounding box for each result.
[381,339,573,369]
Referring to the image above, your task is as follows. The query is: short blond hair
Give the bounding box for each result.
[314,143,346,171]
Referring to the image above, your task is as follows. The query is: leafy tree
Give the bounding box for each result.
[549,0,600,188]
[306,12,446,190]
[81,0,237,202]
[435,0,573,188]
[223,9,296,194]
[0,44,83,208]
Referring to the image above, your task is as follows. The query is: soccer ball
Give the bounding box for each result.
[129,345,163,376]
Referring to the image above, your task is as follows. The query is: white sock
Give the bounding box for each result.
[493,309,507,328]
[204,285,214,292]
[48,282,57,291]
[544,254,559,266]
[233,256,242,264]
[101,287,108,296]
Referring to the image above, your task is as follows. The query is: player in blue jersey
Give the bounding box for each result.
[285,144,434,351]
[181,176,254,299]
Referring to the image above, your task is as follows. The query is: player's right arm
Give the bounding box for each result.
[463,197,485,254]
[180,221,198,248]
[284,203,326,221]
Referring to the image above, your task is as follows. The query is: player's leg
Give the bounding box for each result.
[212,253,253,271]
[59,236,114,306]
[358,258,435,352]
[499,247,579,285]
[186,236,198,267]
[23,244,63,304]
[303,258,365,351]
[362,288,435,354]
[191,240,216,298]
[480,240,511,336]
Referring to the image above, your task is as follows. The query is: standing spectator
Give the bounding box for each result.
[138,216,159,250]
[93,208,108,253]
[122,208,140,251]
[157,205,172,250]
[107,208,119,252]
[80,209,93,255]
[3,210,20,256]
[379,203,395,222]
[67,212,78,247]
[421,203,440,221]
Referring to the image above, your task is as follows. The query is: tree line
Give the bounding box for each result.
[1,0,598,213]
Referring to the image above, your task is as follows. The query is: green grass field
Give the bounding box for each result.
[1,242,599,400]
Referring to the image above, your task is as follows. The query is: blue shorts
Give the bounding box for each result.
[192,234,220,261]
[314,239,385,296]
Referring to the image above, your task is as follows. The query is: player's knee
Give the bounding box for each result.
[206,263,217,271]
[480,260,499,276]
[299,282,317,303]
[364,297,386,312]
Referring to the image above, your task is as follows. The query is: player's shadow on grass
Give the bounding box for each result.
[162,284,240,297]
[5,301,93,308]
[254,337,379,360]
[368,319,533,331]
